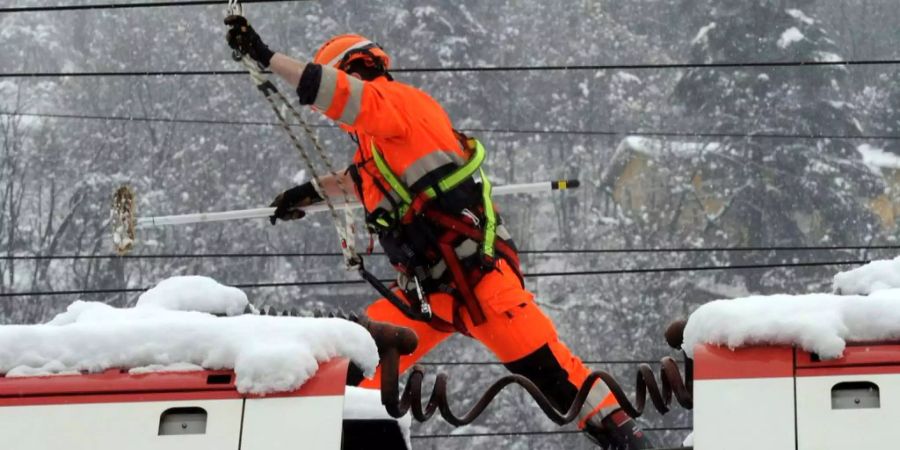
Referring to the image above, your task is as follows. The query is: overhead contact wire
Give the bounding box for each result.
[5,110,900,141]
[2,58,899,78]
[0,0,307,14]
[0,259,868,298]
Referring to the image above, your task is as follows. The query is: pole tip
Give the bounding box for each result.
[552,179,581,190]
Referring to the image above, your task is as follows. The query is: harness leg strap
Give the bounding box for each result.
[437,230,487,326]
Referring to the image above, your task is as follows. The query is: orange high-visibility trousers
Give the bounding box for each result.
[359,258,620,426]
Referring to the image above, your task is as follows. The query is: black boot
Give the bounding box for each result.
[584,409,655,449]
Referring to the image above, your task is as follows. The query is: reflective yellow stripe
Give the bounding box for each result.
[479,167,496,259]
[558,180,568,190]
[422,140,486,199]
[370,143,412,204]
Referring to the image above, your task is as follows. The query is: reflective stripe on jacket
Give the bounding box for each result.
[309,65,467,214]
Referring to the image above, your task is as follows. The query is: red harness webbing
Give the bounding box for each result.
[424,209,524,327]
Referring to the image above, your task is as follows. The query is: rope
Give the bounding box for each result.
[0,259,868,298]
[3,58,899,78]
[0,0,305,14]
[6,110,900,141]
[226,0,360,269]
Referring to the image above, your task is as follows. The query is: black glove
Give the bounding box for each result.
[269,182,323,225]
[224,15,275,68]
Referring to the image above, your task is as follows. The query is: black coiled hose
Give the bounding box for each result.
[381,351,693,424]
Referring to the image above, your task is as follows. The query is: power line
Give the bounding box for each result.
[410,427,692,439]
[0,0,304,14]
[0,259,867,298]
[396,59,900,72]
[0,279,368,298]
[0,69,248,78]
[2,58,898,78]
[5,110,900,141]
[417,359,677,366]
[463,127,900,141]
[0,111,282,128]
[526,260,868,279]
[1,244,896,261]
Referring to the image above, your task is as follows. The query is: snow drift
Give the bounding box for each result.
[135,275,250,316]
[832,255,900,295]
[0,277,378,395]
[683,257,900,359]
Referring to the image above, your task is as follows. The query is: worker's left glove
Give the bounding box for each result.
[269,182,323,225]
[225,15,275,68]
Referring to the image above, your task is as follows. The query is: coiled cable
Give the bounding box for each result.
[381,352,692,424]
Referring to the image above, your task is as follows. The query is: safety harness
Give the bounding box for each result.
[370,136,497,261]
[362,133,522,328]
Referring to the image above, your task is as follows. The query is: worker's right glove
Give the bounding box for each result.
[269,182,323,225]
[225,15,275,68]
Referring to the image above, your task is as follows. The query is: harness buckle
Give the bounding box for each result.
[460,208,480,227]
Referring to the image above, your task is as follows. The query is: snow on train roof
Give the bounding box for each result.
[683,257,900,359]
[0,276,378,394]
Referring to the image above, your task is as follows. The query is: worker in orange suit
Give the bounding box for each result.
[226,16,654,450]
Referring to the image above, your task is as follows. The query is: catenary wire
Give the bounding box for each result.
[409,427,692,439]
[0,0,307,14]
[0,259,868,298]
[1,244,897,260]
[2,58,899,78]
[1,245,897,261]
[4,110,900,141]
[417,359,673,366]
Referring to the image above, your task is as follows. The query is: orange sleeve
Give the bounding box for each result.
[312,66,408,138]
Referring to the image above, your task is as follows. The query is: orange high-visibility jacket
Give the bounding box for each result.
[304,64,467,215]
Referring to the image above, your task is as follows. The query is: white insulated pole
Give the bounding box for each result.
[135,179,580,229]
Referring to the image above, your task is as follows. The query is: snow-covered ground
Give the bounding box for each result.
[0,276,378,395]
[683,257,900,358]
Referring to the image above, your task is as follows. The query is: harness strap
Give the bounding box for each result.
[424,209,520,269]
[369,139,498,260]
[437,230,487,326]
[357,260,432,321]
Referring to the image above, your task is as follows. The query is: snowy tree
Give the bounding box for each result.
[673,0,882,252]
[881,71,900,155]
